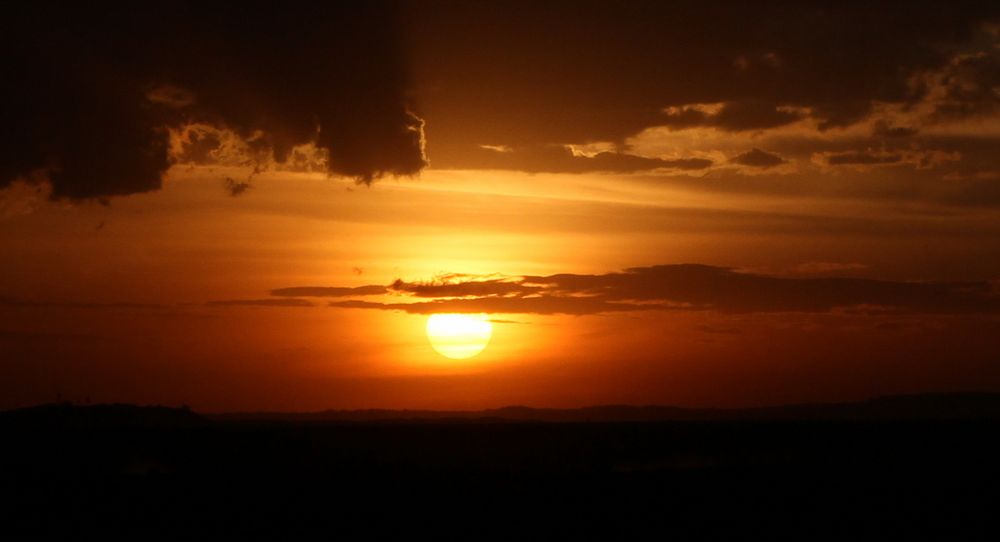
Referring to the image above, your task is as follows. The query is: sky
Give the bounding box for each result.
[2,1,1000,411]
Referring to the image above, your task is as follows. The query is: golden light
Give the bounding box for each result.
[425,313,493,359]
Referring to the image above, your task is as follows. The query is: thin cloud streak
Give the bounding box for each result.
[271,286,388,297]
[271,264,1000,316]
[207,299,313,308]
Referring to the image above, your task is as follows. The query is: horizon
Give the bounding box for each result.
[9,389,1000,418]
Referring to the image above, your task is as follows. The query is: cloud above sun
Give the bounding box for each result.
[1,3,426,200]
[411,2,1000,174]
[4,2,999,201]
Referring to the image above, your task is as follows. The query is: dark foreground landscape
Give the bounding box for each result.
[3,393,1000,538]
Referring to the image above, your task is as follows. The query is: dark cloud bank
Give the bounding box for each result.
[1,2,426,200]
[269,264,1000,315]
[410,1,1000,166]
[3,1,998,196]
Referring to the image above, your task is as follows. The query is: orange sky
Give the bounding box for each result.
[2,2,1000,411]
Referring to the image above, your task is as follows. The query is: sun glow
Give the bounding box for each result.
[425,313,493,359]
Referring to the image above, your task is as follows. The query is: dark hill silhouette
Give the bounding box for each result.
[206,391,1000,423]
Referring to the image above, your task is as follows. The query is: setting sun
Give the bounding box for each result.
[425,313,493,359]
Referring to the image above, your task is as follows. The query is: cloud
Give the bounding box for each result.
[811,101,875,131]
[816,148,961,169]
[1,2,426,200]
[661,102,805,132]
[327,297,651,315]
[438,144,711,173]
[390,278,538,298]
[410,2,1000,168]
[224,178,252,197]
[274,264,1000,316]
[825,151,905,166]
[5,2,997,195]
[790,262,869,275]
[872,121,919,138]
[207,299,313,308]
[926,51,1000,121]
[730,148,787,168]
[0,296,160,310]
[0,181,46,219]
[270,285,388,298]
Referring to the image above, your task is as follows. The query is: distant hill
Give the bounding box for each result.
[207,392,1000,423]
[4,393,1000,426]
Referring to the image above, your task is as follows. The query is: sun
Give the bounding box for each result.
[425,313,493,359]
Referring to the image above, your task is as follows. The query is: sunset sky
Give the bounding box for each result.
[3,1,1000,411]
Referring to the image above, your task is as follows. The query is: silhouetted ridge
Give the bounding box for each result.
[208,392,1000,422]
